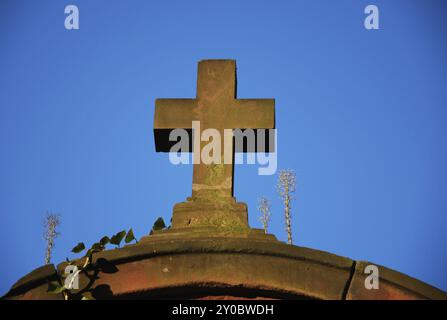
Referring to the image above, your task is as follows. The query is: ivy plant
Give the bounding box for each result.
[47,217,168,300]
[47,228,137,300]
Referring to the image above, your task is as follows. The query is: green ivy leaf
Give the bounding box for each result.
[125,229,136,243]
[47,281,65,294]
[91,242,104,251]
[72,242,86,253]
[110,230,126,246]
[152,217,166,231]
[100,236,110,246]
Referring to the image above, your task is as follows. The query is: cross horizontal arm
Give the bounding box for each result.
[231,99,275,129]
[154,98,197,129]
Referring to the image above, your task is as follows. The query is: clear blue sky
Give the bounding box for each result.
[1,0,446,295]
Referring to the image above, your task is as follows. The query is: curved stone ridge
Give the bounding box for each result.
[3,231,446,300]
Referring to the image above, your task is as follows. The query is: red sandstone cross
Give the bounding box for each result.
[154,60,275,208]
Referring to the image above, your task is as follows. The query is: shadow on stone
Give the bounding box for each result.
[91,284,114,300]
[115,284,316,300]
[96,258,119,274]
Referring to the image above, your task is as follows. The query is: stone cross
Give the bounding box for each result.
[154,60,275,229]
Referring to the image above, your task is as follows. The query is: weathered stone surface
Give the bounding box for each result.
[346,261,447,300]
[171,200,249,230]
[79,252,350,300]
[143,226,278,242]
[2,264,62,300]
[154,60,275,229]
